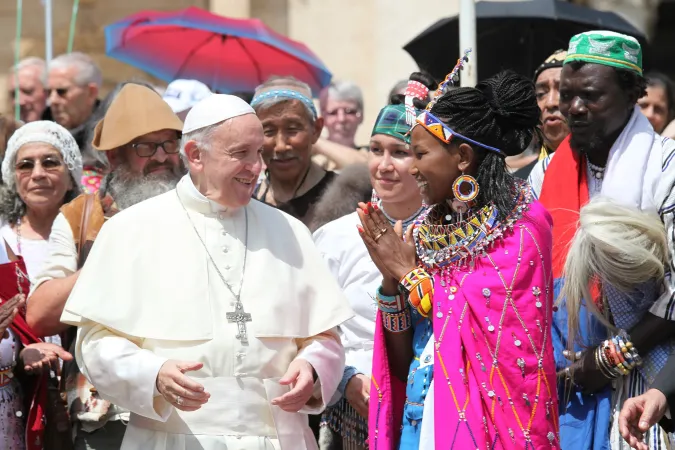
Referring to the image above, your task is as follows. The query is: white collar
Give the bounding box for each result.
[179,174,242,216]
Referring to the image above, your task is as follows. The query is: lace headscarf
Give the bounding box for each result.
[2,120,83,189]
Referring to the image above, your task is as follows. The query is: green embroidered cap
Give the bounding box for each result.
[371,104,414,144]
[564,30,642,76]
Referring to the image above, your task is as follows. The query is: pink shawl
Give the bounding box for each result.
[369,200,559,449]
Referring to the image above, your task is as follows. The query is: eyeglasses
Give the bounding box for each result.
[129,139,181,157]
[325,107,361,117]
[46,87,71,98]
[15,157,64,174]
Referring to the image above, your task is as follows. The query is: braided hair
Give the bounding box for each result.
[429,70,540,220]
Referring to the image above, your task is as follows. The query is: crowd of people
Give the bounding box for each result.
[0,28,674,450]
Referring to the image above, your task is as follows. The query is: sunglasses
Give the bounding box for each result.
[46,87,71,98]
[15,156,64,174]
[129,139,181,158]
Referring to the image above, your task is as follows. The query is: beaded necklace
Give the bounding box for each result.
[413,184,533,271]
[378,201,426,231]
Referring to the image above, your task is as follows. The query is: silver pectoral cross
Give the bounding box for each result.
[226,302,252,345]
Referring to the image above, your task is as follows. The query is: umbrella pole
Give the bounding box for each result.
[459,0,477,87]
[44,0,53,63]
[14,0,22,122]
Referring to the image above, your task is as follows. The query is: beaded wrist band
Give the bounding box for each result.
[376,286,406,313]
[595,331,642,379]
[382,309,412,333]
[399,267,434,317]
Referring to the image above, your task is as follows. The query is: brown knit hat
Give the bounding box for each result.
[92,84,184,151]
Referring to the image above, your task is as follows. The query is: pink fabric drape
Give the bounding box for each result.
[369,200,560,450]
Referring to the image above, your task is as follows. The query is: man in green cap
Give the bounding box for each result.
[528,30,675,449]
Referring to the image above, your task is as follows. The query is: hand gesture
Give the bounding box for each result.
[20,343,73,374]
[344,373,370,419]
[563,349,612,394]
[0,294,24,339]
[356,202,417,282]
[156,360,210,412]
[272,358,316,412]
[619,389,668,450]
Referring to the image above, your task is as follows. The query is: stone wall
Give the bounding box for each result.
[0,0,660,143]
[0,0,208,115]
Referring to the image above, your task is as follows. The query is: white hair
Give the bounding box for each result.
[12,57,47,85]
[179,121,223,158]
[50,52,102,87]
[320,80,364,111]
[560,197,669,347]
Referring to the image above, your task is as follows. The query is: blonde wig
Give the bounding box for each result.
[560,197,669,347]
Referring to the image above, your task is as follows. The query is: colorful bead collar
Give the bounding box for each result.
[413,183,533,270]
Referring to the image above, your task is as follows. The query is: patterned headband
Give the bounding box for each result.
[415,110,504,156]
[251,89,317,119]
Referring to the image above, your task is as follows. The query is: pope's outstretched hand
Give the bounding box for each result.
[271,358,316,412]
[156,360,210,412]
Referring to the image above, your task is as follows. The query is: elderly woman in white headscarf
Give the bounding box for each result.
[0,121,82,280]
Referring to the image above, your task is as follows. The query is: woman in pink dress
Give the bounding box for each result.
[357,66,559,449]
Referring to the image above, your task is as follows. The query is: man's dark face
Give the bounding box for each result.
[560,63,637,156]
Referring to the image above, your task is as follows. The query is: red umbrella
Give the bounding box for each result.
[105,6,332,95]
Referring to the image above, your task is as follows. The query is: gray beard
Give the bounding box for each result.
[105,164,184,210]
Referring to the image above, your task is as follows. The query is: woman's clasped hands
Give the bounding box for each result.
[356,202,417,283]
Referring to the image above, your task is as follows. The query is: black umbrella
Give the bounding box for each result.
[404,0,648,82]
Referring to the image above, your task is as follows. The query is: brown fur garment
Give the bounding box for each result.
[309,163,372,232]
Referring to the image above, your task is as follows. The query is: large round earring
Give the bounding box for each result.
[452,174,479,203]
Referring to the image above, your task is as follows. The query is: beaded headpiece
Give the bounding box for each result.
[404,81,430,126]
[426,49,472,111]
[412,49,505,156]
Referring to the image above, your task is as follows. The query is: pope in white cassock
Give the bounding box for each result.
[60,94,354,450]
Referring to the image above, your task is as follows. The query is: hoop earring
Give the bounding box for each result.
[452,174,479,203]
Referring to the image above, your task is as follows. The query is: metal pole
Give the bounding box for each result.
[459,0,477,87]
[68,0,80,53]
[44,0,53,62]
[15,0,22,121]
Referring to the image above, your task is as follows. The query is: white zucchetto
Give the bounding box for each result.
[183,94,255,134]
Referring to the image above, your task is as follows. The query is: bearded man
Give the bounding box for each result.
[26,83,185,449]
[528,31,675,450]
[59,94,352,449]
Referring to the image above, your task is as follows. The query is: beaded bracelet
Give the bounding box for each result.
[382,308,412,333]
[595,345,618,379]
[376,286,406,313]
[595,332,643,379]
[399,267,434,317]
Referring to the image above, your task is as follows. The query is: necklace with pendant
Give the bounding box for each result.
[177,192,253,344]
